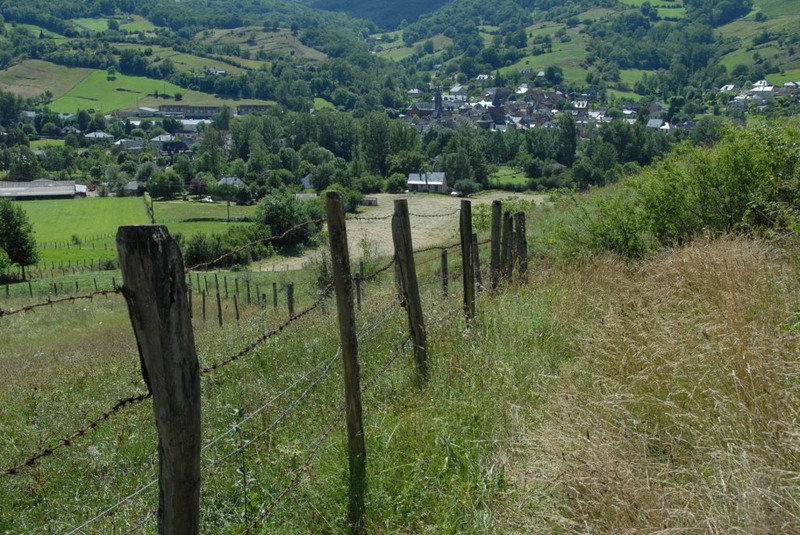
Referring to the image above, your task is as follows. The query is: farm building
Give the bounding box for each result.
[407,172,448,194]
[0,179,85,200]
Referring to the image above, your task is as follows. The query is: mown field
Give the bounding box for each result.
[153,199,259,240]
[21,197,147,265]
[0,59,93,100]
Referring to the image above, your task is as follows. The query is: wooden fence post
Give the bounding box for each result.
[501,211,513,283]
[460,200,475,319]
[490,200,502,290]
[514,212,528,282]
[216,289,223,328]
[355,273,362,311]
[392,199,429,384]
[472,232,482,292]
[234,293,240,322]
[116,225,200,535]
[287,282,295,318]
[441,247,448,297]
[326,191,366,534]
[202,290,206,322]
[272,282,278,312]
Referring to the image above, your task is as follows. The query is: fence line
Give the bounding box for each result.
[239,409,346,535]
[65,479,158,535]
[186,218,325,272]
[66,293,403,534]
[0,288,121,317]
[240,331,410,534]
[0,392,151,477]
[200,283,333,374]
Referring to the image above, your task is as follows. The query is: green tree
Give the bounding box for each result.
[0,199,38,280]
[255,190,321,249]
[555,113,577,167]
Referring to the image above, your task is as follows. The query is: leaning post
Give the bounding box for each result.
[117,225,200,535]
[326,191,366,535]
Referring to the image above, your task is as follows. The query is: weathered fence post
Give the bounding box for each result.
[490,200,502,290]
[392,198,429,384]
[215,293,222,326]
[272,282,278,312]
[116,225,200,535]
[501,211,513,283]
[287,282,295,318]
[355,272,362,311]
[202,290,206,322]
[460,200,475,319]
[441,247,448,297]
[326,191,366,534]
[246,279,251,305]
[514,212,528,282]
[472,232,482,292]
[234,293,240,322]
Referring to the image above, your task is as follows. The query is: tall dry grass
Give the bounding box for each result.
[515,237,800,534]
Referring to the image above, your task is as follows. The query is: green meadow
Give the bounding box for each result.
[0,60,93,100]
[22,197,148,263]
[153,199,259,239]
[113,43,249,75]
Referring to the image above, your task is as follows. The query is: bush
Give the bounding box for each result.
[386,173,407,193]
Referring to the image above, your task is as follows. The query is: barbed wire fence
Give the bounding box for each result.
[0,196,529,533]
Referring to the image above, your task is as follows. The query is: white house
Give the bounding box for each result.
[407,172,448,194]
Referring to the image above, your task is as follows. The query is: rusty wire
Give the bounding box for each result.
[239,331,409,534]
[0,288,121,318]
[185,218,325,272]
[0,393,151,477]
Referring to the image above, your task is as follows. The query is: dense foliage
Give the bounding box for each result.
[0,198,39,280]
[558,119,800,260]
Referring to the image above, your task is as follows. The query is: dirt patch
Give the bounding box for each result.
[254,192,546,271]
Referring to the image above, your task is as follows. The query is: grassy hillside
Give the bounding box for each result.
[1,119,799,531]
[47,68,274,113]
[0,59,93,100]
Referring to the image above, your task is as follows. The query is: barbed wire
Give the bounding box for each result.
[1,393,150,477]
[238,408,345,535]
[186,218,325,272]
[408,208,461,218]
[200,284,333,374]
[0,289,121,318]
[204,293,400,470]
[201,350,340,472]
[123,508,158,535]
[65,478,158,535]
[413,241,461,255]
[359,257,395,282]
[239,329,410,534]
[346,213,393,222]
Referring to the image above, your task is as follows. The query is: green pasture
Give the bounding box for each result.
[490,166,527,186]
[118,15,158,33]
[620,69,646,85]
[0,60,93,100]
[153,199,258,239]
[49,70,185,113]
[502,34,589,83]
[753,0,799,17]
[717,12,796,41]
[657,6,686,19]
[113,44,248,75]
[314,97,334,110]
[72,18,111,32]
[17,24,66,39]
[198,27,327,63]
[30,139,64,148]
[769,68,800,84]
[21,197,148,264]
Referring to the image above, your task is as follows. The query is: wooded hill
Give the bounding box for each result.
[0,0,797,113]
